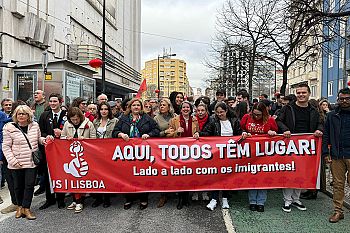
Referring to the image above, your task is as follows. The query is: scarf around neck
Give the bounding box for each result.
[196,113,208,131]
[129,114,141,138]
[180,114,192,137]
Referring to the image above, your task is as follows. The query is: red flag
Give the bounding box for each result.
[136,79,147,98]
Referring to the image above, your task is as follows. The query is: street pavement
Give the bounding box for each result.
[1,186,350,233]
[0,186,227,233]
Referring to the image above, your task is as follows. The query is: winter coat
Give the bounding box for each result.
[2,122,44,169]
[275,102,323,134]
[93,118,118,138]
[200,116,242,137]
[168,115,199,138]
[61,118,96,139]
[112,114,160,138]
[322,106,350,159]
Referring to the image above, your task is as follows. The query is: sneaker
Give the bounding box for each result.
[222,198,230,209]
[192,193,199,201]
[206,199,217,211]
[0,196,3,204]
[67,202,76,210]
[1,204,17,214]
[291,202,306,211]
[75,204,83,213]
[282,205,291,213]
[202,192,210,201]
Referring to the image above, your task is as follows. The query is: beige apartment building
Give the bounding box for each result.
[141,57,190,99]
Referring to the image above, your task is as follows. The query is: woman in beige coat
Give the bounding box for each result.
[168,101,199,209]
[61,107,96,213]
[2,105,46,220]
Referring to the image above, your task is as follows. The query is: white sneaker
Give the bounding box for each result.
[75,204,83,213]
[222,198,230,209]
[192,192,199,201]
[202,192,210,201]
[67,202,76,210]
[206,199,217,211]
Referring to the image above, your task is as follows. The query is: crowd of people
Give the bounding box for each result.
[0,83,349,224]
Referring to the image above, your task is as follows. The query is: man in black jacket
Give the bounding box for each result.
[323,88,350,223]
[38,93,67,209]
[276,83,323,213]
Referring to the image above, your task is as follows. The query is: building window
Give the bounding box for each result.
[339,48,344,68]
[339,79,344,90]
[328,53,333,68]
[328,81,333,96]
[311,85,317,97]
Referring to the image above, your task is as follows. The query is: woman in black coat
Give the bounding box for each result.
[112,98,160,210]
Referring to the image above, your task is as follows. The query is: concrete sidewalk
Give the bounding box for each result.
[229,190,350,233]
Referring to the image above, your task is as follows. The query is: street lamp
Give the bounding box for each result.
[157,53,176,99]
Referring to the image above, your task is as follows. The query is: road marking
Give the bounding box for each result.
[222,209,236,233]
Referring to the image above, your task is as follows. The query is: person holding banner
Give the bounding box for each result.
[92,102,118,208]
[112,98,160,210]
[240,102,278,212]
[2,105,48,220]
[169,101,199,209]
[276,83,323,213]
[154,98,175,208]
[61,107,96,213]
[199,102,242,211]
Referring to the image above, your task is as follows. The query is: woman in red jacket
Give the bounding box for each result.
[240,102,278,212]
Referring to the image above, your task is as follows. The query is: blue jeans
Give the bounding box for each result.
[248,189,267,205]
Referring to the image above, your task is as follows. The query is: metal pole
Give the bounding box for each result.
[274,61,277,93]
[102,0,106,94]
[157,55,160,99]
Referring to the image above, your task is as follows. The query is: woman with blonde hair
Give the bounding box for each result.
[2,105,48,220]
[154,98,175,207]
[112,98,160,210]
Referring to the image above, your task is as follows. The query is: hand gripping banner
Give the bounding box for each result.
[45,134,321,193]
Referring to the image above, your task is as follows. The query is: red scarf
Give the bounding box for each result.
[180,114,193,137]
[196,113,208,131]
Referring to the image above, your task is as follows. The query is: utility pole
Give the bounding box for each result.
[102,0,106,94]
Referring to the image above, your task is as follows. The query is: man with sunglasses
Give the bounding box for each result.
[323,87,350,223]
[276,83,323,213]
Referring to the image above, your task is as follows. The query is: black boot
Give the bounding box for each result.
[177,196,183,210]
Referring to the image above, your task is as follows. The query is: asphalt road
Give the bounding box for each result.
[0,187,228,233]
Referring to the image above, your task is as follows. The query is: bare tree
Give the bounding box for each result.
[211,0,350,96]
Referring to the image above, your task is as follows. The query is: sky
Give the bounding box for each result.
[141,0,226,90]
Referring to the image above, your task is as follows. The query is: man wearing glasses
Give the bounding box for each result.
[323,87,350,223]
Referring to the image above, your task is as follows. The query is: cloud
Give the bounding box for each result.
[141,0,225,89]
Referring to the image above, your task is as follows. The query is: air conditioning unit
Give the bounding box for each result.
[33,18,47,44]
[10,0,26,18]
[20,12,37,40]
[43,23,55,47]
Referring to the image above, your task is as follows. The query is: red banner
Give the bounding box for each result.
[45,134,321,193]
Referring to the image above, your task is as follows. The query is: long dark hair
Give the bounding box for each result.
[251,102,269,124]
[97,102,113,120]
[214,102,235,119]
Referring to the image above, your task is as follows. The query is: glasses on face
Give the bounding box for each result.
[338,97,350,102]
[253,112,262,117]
[17,112,28,116]
[81,102,87,105]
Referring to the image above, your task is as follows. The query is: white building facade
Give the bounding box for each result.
[0,0,141,102]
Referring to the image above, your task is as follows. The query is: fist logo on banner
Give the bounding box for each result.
[63,141,89,178]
